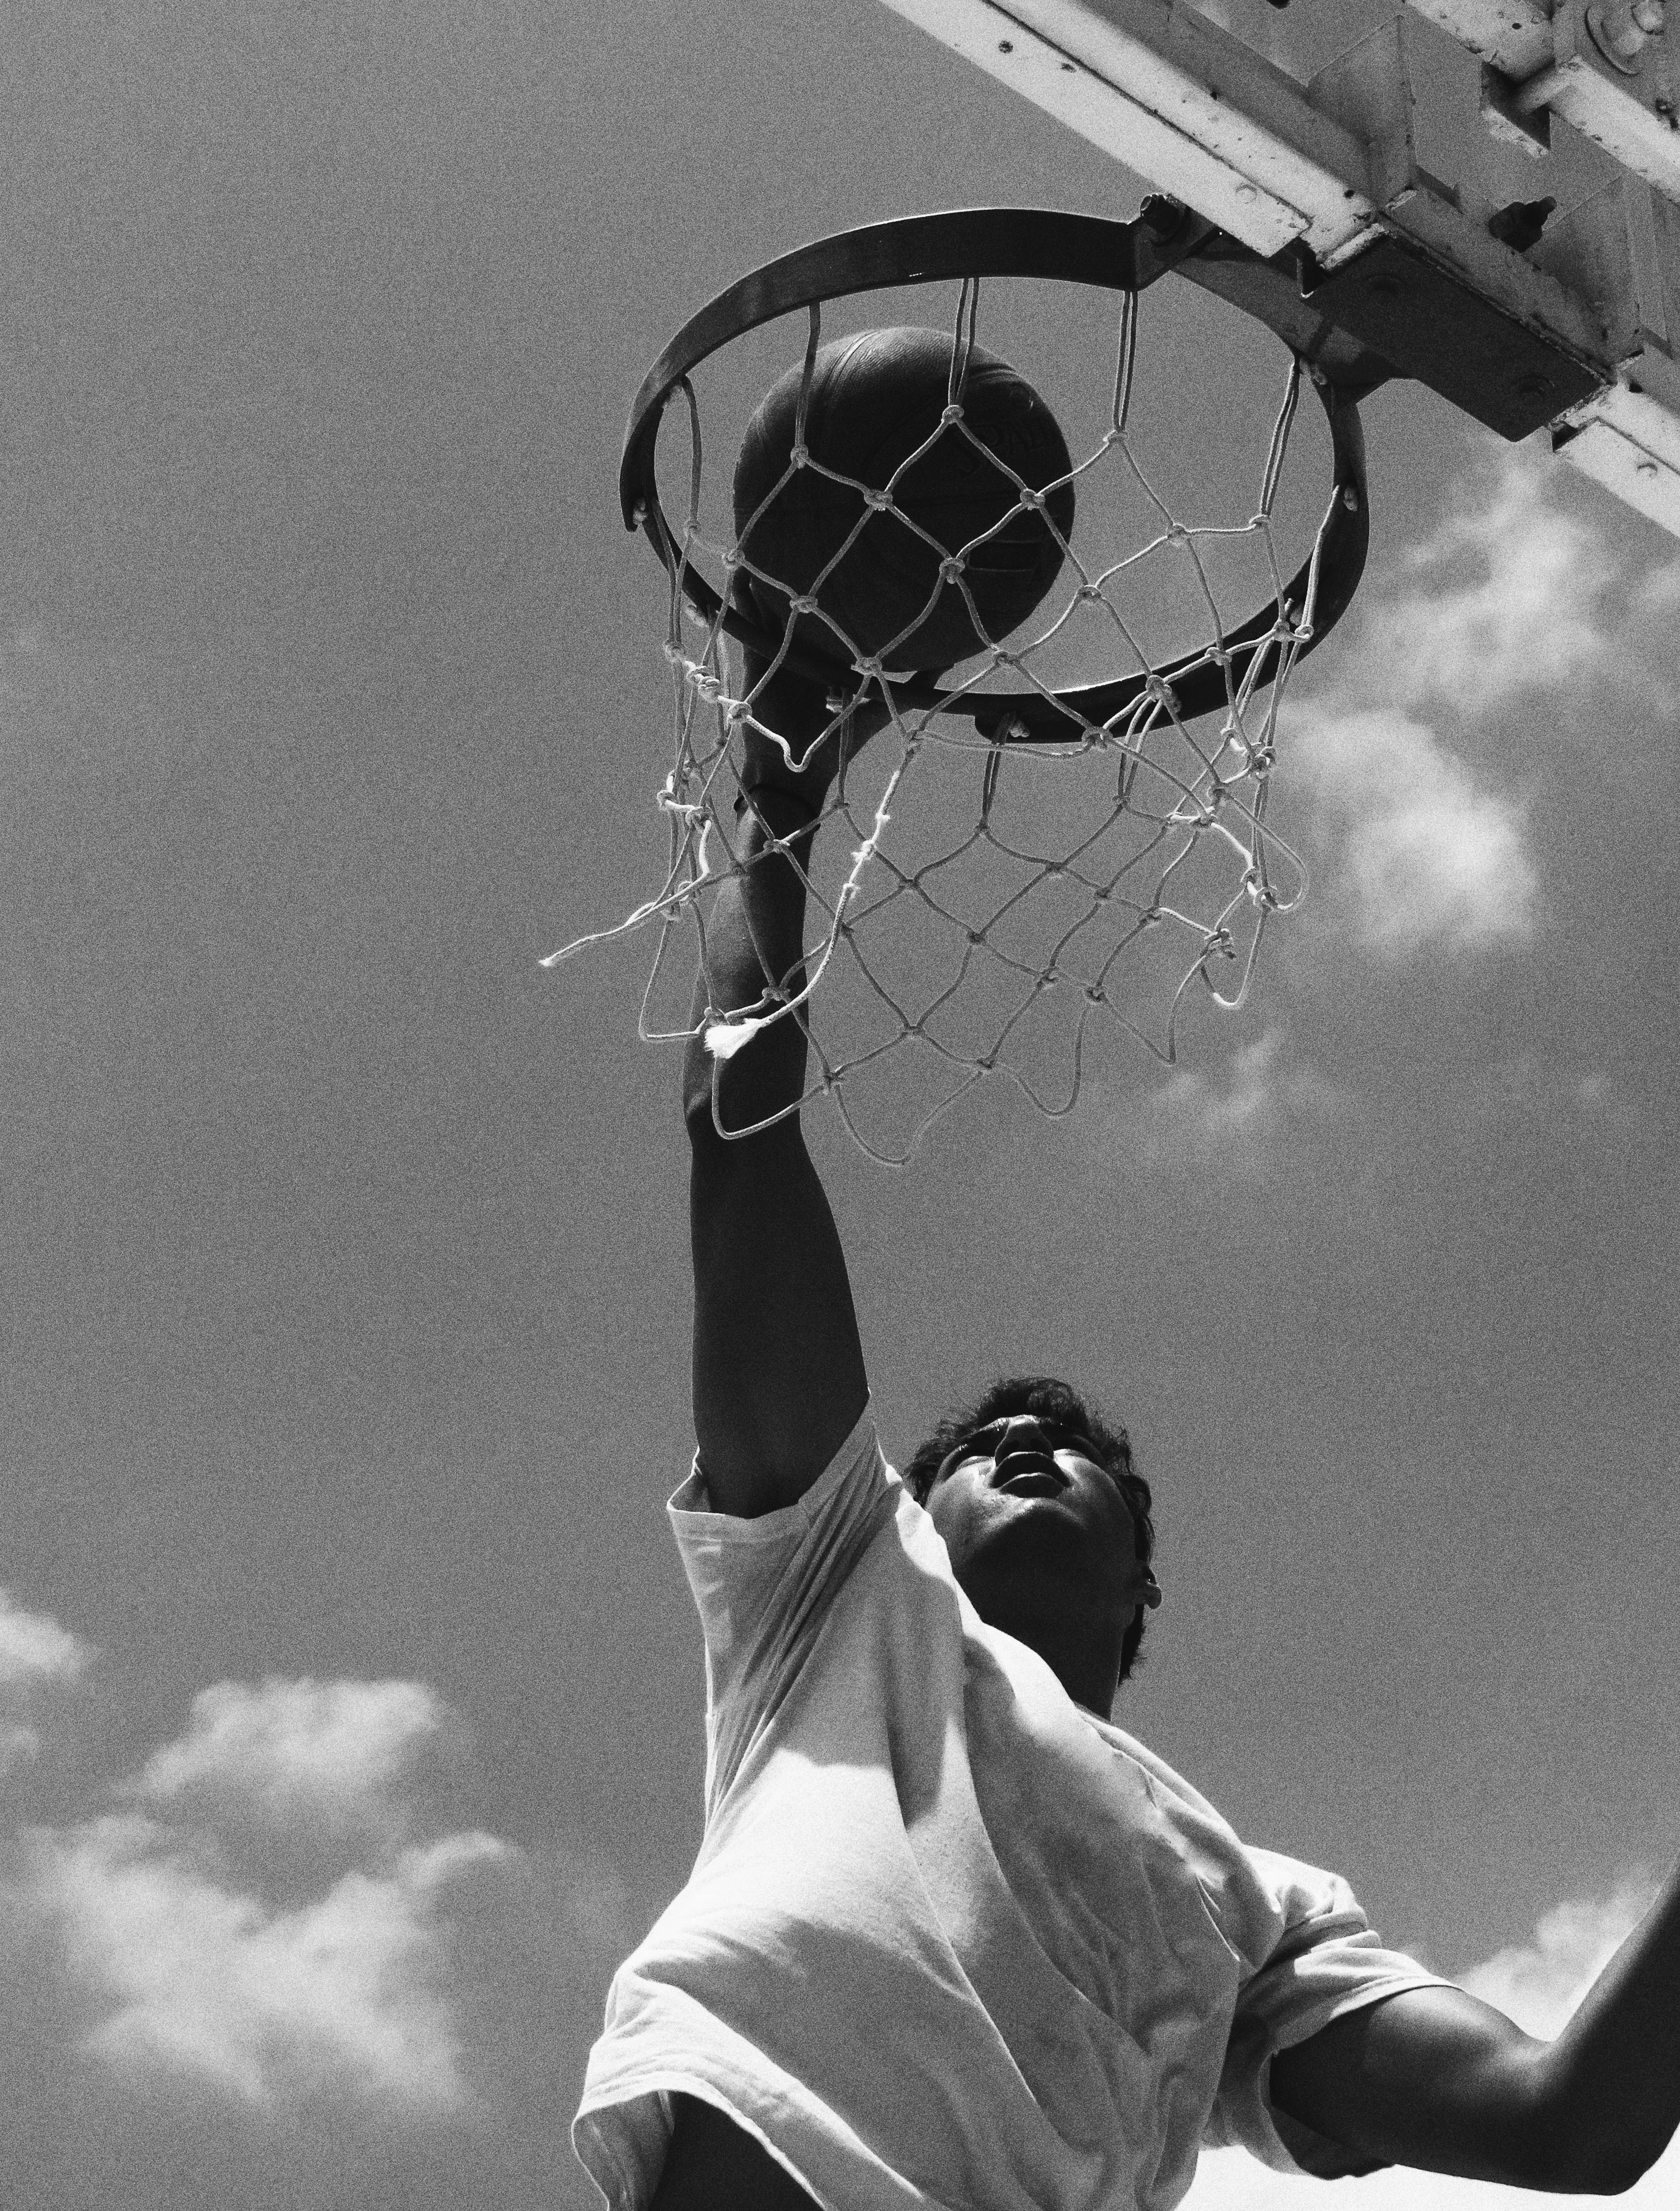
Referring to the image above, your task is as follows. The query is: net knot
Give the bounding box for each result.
[939,555,966,583]
[864,487,895,510]
[940,402,964,426]
[705,1013,769,1060]
[790,442,810,467]
[1201,926,1236,960]
[1018,487,1045,512]
[789,593,820,616]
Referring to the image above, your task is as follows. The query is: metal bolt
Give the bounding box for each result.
[1139,193,1186,236]
[1587,0,1660,68]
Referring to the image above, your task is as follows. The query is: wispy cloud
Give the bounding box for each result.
[1183,1871,1679,2211]
[126,1676,464,1873]
[1276,440,1614,968]
[1272,432,1680,977]
[1360,444,1623,718]
[1288,705,1536,958]
[37,1676,509,2116]
[0,1597,628,2209]
[0,1589,90,1783]
[1460,1870,1659,2037]
[1133,1028,1345,1176]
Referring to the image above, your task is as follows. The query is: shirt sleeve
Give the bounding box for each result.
[1203,1846,1451,2179]
[667,1403,897,1817]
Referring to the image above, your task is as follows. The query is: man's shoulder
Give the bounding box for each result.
[1089,1719,1234,1829]
[674,1402,896,1533]
[667,1405,910,1700]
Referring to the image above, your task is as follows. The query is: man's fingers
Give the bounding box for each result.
[724,580,955,800]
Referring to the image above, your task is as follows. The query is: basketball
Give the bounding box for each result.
[732,327,1076,674]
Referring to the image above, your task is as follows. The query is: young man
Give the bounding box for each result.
[573,655,1679,2211]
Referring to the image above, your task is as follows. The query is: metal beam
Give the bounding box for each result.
[1416,0,1680,205]
[1403,0,1554,79]
[876,0,1382,261]
[1554,343,1680,529]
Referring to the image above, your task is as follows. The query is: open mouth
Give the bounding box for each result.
[998,1465,1064,1498]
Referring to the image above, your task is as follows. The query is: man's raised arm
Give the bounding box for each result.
[1270,1853,1680,2194]
[684,659,874,1520]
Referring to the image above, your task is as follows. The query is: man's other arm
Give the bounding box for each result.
[684,665,872,1520]
[1270,1855,1680,2193]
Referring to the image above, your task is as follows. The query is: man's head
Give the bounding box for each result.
[903,1377,1160,1713]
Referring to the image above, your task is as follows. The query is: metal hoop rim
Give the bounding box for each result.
[619,206,1372,738]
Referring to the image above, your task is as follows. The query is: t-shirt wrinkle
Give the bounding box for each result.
[574,1405,1447,2211]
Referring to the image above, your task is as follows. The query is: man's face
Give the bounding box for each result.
[921,1411,1160,1623]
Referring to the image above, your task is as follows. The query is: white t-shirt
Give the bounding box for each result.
[574,1408,1446,2211]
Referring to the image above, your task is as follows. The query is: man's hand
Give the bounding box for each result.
[1271,1859,1680,2194]
[732,638,896,814]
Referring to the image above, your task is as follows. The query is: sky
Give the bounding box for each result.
[3,1,1678,2206]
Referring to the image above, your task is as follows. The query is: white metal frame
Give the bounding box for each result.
[876,0,1680,536]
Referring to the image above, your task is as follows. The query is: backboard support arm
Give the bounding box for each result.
[875,0,1680,537]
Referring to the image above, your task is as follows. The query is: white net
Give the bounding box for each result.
[552,282,1339,1164]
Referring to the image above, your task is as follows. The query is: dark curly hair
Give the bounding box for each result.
[901,1376,1156,1684]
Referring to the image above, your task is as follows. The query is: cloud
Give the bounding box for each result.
[41,1812,501,2112]
[0,1607,631,2210]
[1461,1869,1660,2038]
[0,1588,90,1784]
[1359,443,1623,718]
[1270,438,1680,972]
[1134,1028,1344,1175]
[125,1676,464,1879]
[1183,1872,1680,2211]
[1287,706,1536,958]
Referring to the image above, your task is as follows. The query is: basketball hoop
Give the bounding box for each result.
[553,205,1388,1162]
[619,207,1374,740]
